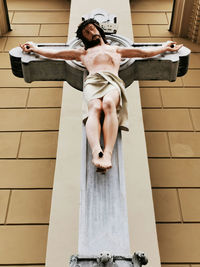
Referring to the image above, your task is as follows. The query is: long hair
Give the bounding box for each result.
[76,18,108,49]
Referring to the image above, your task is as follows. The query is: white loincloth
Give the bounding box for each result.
[82,71,129,131]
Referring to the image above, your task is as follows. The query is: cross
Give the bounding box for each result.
[10,25,190,86]
[9,8,190,267]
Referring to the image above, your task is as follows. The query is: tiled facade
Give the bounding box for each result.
[0,0,69,265]
[131,0,200,264]
[0,0,199,265]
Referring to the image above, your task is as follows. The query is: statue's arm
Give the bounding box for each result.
[116,41,183,58]
[20,42,85,60]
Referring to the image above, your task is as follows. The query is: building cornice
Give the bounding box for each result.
[170,0,200,44]
[0,0,11,36]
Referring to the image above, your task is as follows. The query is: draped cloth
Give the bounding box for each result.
[82,71,129,131]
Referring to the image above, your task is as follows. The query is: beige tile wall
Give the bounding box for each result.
[0,0,70,265]
[131,0,200,265]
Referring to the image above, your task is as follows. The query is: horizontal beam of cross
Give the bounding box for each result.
[9,40,190,90]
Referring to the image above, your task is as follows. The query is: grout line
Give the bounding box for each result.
[148,156,200,159]
[9,23,69,25]
[38,24,42,36]
[165,12,169,25]
[161,262,200,265]
[158,87,164,108]
[147,24,151,37]
[180,77,184,87]
[0,188,53,190]
[152,187,200,189]
[0,263,45,266]
[142,107,162,109]
[188,108,196,132]
[176,189,184,223]
[166,132,173,158]
[149,157,200,160]
[139,86,199,89]
[0,223,49,226]
[0,107,61,109]
[3,37,8,52]
[8,9,70,12]
[140,86,200,89]
[9,11,14,24]
[0,86,62,89]
[10,24,69,28]
[16,132,23,159]
[157,222,200,224]
[142,107,200,109]
[0,158,56,160]
[4,190,12,224]
[0,187,195,190]
[25,88,31,108]
[0,130,59,133]
[145,130,199,132]
[131,11,173,13]
[10,11,15,24]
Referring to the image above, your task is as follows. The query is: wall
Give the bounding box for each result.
[131,0,200,265]
[0,0,69,265]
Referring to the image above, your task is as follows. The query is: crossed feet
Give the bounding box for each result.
[92,148,112,174]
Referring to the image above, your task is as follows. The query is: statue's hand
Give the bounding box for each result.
[20,42,36,53]
[164,41,183,52]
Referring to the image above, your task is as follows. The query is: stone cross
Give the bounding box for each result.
[9,9,190,267]
[10,24,190,88]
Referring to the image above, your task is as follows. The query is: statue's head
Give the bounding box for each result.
[76,18,108,50]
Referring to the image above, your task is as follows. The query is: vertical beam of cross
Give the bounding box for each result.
[78,128,130,255]
[45,1,161,267]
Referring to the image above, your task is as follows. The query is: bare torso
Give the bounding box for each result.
[80,44,121,76]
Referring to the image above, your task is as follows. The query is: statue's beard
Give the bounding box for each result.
[84,34,101,49]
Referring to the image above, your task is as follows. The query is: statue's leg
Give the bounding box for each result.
[86,98,104,169]
[101,89,120,169]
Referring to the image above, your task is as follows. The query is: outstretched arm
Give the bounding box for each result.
[20,42,85,60]
[117,41,183,58]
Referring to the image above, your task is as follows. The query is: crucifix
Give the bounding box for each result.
[10,8,190,267]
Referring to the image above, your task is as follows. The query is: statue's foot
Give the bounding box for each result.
[100,150,112,170]
[92,147,104,169]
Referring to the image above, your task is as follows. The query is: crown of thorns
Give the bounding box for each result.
[76,18,107,42]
